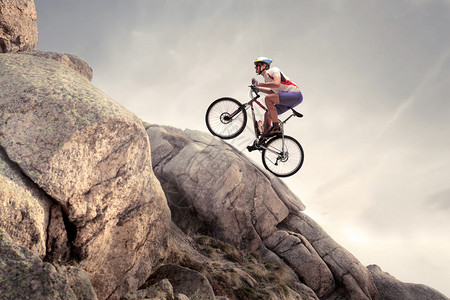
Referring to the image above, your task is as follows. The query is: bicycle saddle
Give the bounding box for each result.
[291,108,303,118]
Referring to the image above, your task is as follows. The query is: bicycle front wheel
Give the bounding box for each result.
[205,97,247,139]
[262,135,304,177]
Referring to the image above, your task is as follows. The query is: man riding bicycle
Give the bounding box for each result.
[252,57,303,137]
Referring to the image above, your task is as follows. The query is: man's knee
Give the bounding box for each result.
[266,94,279,104]
[265,97,274,106]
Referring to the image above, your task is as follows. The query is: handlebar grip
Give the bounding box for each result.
[249,85,260,93]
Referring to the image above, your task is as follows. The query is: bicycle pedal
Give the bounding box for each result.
[247,139,265,152]
[257,139,267,147]
[247,145,258,152]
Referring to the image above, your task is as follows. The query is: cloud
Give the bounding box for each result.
[429,188,450,211]
[374,46,450,144]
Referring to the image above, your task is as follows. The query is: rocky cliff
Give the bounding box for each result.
[0,2,448,300]
[0,0,38,52]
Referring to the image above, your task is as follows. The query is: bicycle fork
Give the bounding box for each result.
[263,130,288,166]
[276,125,288,165]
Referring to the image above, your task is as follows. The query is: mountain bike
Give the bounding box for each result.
[205,85,304,177]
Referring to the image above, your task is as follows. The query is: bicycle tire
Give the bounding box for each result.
[262,135,304,177]
[205,97,247,139]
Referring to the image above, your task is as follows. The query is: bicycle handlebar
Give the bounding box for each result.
[249,84,259,93]
[249,84,261,99]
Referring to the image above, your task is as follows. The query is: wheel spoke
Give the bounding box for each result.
[206,98,247,139]
[262,136,304,177]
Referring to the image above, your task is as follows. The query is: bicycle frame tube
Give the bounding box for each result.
[248,98,267,138]
[226,103,247,120]
[249,98,267,112]
[226,96,263,121]
[263,137,288,166]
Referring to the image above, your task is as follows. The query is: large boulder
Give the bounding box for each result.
[264,229,335,297]
[145,124,379,299]
[0,53,171,299]
[146,124,303,251]
[22,50,94,81]
[0,0,38,52]
[279,213,379,299]
[0,145,52,259]
[144,264,216,300]
[368,265,448,300]
[56,264,98,300]
[0,229,78,300]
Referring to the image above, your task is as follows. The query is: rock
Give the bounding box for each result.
[293,282,320,300]
[144,264,215,300]
[145,125,380,299]
[165,222,318,300]
[122,278,174,300]
[46,205,72,264]
[232,267,257,287]
[145,125,326,296]
[146,125,304,251]
[175,294,191,300]
[263,229,335,297]
[56,265,98,300]
[0,53,171,299]
[280,212,379,300]
[0,0,38,52]
[0,229,78,300]
[368,265,449,300]
[0,144,52,259]
[22,50,94,81]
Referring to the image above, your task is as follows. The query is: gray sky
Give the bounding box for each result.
[35,0,450,296]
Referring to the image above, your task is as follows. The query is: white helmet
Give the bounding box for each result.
[254,57,272,74]
[254,57,273,66]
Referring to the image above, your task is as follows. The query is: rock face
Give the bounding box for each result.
[279,213,378,299]
[146,124,379,299]
[22,50,94,81]
[368,265,448,300]
[0,146,52,259]
[146,125,303,250]
[0,53,171,299]
[0,229,79,300]
[56,264,98,300]
[0,0,38,52]
[145,264,216,300]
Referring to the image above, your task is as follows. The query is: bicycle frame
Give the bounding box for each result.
[241,86,300,141]
[243,96,267,139]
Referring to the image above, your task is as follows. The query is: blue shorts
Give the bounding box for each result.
[275,91,303,115]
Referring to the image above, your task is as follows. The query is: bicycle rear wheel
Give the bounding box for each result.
[262,135,304,177]
[205,97,247,139]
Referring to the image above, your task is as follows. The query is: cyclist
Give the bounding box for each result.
[252,57,303,137]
